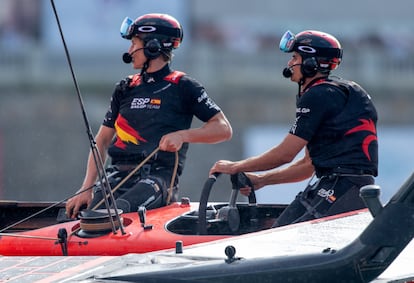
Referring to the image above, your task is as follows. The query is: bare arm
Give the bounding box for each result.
[210,133,307,175]
[159,112,232,152]
[249,148,314,189]
[65,125,115,218]
[80,125,116,190]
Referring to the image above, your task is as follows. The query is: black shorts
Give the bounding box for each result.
[272,174,374,228]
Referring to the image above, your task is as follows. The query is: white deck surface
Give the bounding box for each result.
[1,209,412,282]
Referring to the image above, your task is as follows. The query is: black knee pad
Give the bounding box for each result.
[119,177,165,211]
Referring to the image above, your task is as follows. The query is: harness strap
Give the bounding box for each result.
[316,167,374,178]
[297,196,324,220]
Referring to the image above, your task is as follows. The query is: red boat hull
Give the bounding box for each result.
[0,202,229,256]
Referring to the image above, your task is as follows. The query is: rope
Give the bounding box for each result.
[68,147,178,236]
[0,184,96,233]
[0,147,179,240]
[93,146,179,209]
[166,151,179,205]
[92,147,161,209]
[0,232,58,241]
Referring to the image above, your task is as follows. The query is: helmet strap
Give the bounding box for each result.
[297,80,303,96]
[296,69,306,95]
[140,59,150,77]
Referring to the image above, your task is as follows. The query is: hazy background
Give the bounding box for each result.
[1,0,413,205]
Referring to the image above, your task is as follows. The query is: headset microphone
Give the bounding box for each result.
[122,47,144,64]
[282,67,293,78]
[122,52,133,64]
[282,64,301,78]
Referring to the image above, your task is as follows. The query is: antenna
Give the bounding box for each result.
[50,0,125,234]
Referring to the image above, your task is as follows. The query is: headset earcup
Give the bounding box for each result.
[144,39,161,60]
[301,57,318,77]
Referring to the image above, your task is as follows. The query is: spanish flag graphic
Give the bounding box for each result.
[114,114,147,150]
[150,98,161,105]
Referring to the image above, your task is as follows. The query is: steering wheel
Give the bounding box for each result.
[198,172,256,235]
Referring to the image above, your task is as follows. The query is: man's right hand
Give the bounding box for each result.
[65,189,92,219]
[239,173,263,196]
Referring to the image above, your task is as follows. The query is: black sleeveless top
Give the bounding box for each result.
[290,76,378,176]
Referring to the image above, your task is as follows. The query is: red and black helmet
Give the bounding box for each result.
[280,30,343,72]
[120,13,183,50]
